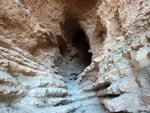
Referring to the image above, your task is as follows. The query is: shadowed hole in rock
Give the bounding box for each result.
[57,30,92,76]
[72,30,92,66]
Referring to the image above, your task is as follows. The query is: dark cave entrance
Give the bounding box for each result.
[72,30,92,66]
[57,29,92,76]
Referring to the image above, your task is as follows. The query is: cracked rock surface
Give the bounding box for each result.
[0,0,150,112]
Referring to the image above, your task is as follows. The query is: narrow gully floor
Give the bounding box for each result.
[54,71,109,113]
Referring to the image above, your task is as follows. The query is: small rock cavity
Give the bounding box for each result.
[57,30,92,76]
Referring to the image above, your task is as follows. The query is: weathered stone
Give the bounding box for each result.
[0,0,150,112]
[119,77,139,93]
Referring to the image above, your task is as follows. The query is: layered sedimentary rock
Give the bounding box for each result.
[0,0,150,113]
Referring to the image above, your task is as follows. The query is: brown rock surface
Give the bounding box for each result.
[0,0,150,112]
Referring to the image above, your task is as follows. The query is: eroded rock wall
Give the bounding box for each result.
[0,0,150,113]
[79,0,150,112]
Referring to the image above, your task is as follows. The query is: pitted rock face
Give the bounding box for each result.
[0,0,150,113]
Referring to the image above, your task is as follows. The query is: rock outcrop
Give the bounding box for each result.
[0,0,150,113]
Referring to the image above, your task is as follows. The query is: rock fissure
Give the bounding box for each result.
[0,0,150,113]
[57,29,92,76]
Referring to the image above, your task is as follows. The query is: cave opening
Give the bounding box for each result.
[72,30,92,66]
[57,29,92,77]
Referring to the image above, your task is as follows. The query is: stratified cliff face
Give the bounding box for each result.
[0,0,150,113]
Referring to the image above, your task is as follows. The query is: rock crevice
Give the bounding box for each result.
[0,0,150,113]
